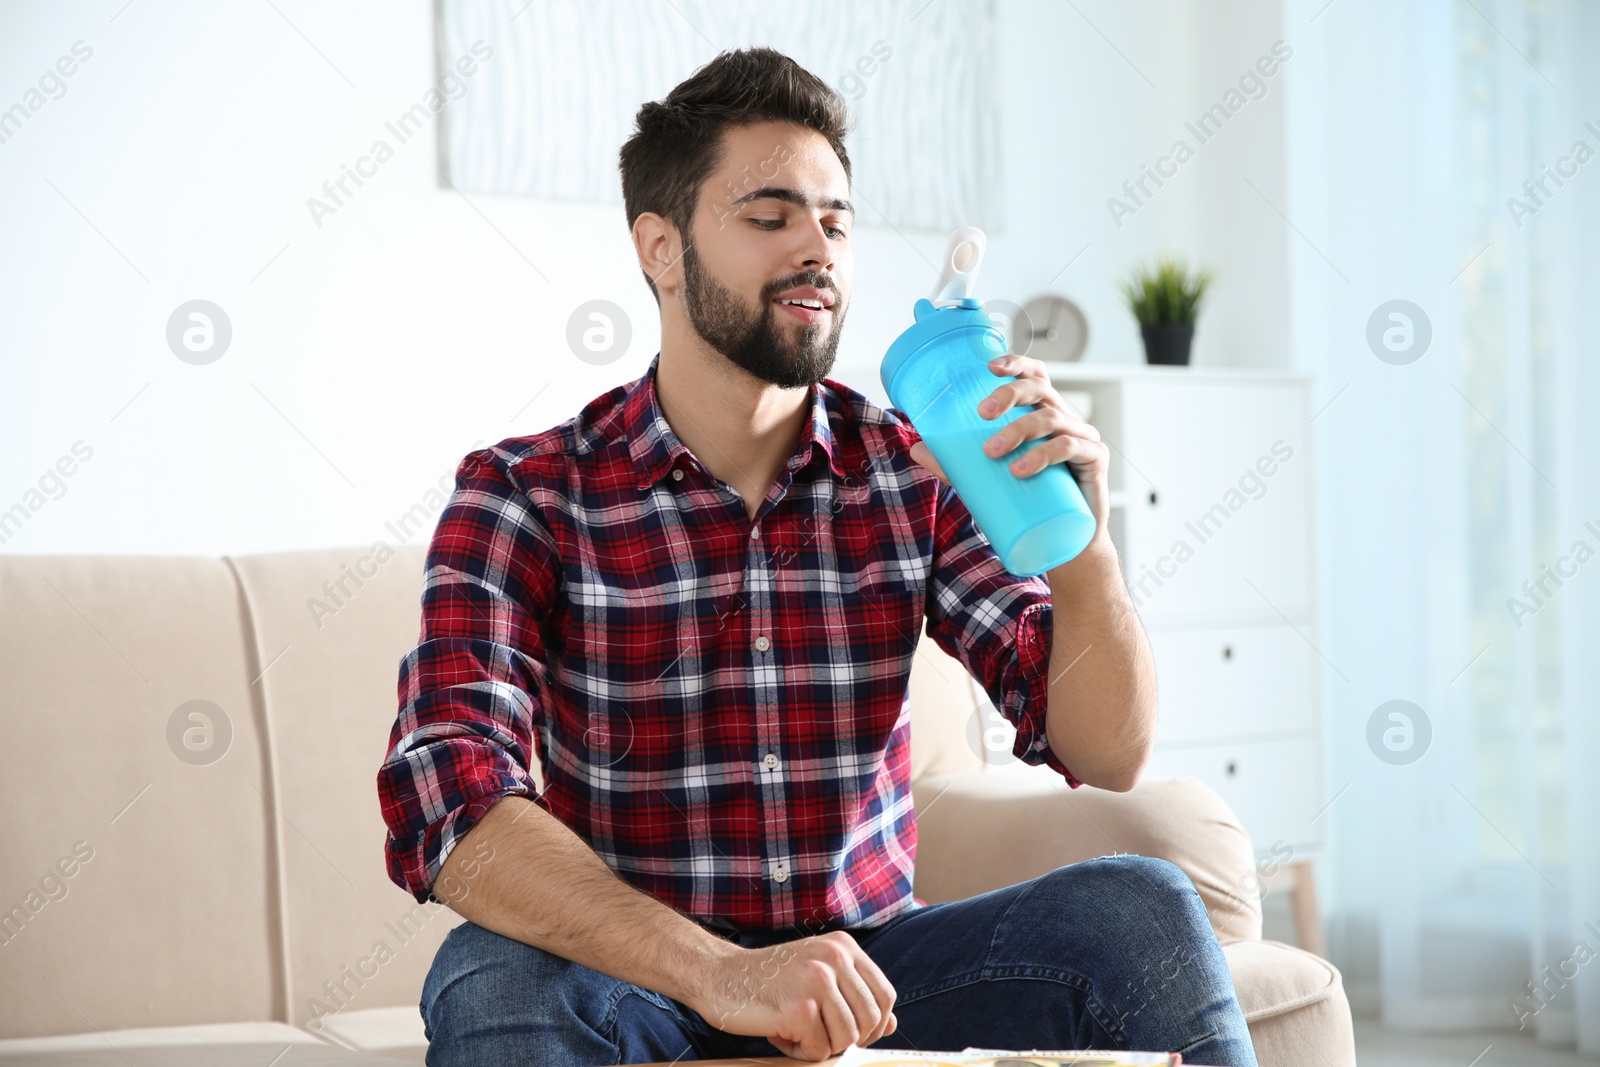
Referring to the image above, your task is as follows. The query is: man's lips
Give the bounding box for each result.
[774,285,835,308]
[774,299,832,325]
[772,283,836,325]
[771,281,836,325]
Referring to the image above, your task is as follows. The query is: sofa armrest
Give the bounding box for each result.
[911,768,1263,945]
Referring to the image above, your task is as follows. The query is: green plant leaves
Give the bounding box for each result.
[1117,259,1215,326]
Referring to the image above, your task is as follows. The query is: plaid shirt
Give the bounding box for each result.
[378,352,1079,929]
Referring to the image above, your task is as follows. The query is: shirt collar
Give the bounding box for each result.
[626,352,846,491]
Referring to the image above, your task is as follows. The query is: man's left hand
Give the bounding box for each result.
[908,353,1112,551]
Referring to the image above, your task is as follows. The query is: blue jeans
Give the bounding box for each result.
[420,855,1258,1066]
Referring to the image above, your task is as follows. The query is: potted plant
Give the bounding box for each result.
[1118,259,1215,366]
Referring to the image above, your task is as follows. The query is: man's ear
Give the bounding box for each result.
[633,211,685,296]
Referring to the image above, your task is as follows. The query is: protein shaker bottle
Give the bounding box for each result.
[880,227,1098,576]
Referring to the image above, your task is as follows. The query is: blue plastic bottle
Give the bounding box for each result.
[880,227,1098,576]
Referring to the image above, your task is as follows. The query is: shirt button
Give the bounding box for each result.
[672,469,684,482]
[762,752,780,770]
[772,863,789,883]
[750,526,761,539]
[754,635,771,652]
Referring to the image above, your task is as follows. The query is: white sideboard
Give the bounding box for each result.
[977,363,1325,863]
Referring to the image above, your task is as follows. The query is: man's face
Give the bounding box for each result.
[677,121,853,389]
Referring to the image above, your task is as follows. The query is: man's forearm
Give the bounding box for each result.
[1041,537,1157,791]
[433,793,740,1013]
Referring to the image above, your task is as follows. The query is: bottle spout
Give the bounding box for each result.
[928,226,987,308]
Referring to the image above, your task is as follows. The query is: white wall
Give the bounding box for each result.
[990,0,1291,374]
[0,0,1292,557]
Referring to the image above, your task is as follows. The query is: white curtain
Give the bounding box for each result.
[1286,0,1600,1050]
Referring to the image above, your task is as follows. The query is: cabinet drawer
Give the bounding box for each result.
[1119,380,1310,622]
[1144,736,1323,854]
[1149,625,1316,744]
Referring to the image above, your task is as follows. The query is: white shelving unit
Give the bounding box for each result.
[998,363,1326,867]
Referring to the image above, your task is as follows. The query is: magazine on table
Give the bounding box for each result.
[831,1045,1184,1067]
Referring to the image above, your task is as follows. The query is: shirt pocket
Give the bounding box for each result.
[838,554,925,661]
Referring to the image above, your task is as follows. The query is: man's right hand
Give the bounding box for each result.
[694,930,899,1061]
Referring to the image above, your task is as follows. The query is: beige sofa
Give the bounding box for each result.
[0,546,1354,1065]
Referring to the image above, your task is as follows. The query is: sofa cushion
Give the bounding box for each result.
[907,631,988,784]
[910,769,1264,944]
[1224,939,1356,1064]
[226,547,464,1033]
[0,1022,408,1065]
[0,555,280,1038]
[1223,937,1345,1021]
[0,1022,320,1053]
[312,1007,426,1062]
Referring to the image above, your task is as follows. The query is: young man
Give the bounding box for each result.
[379,46,1258,1067]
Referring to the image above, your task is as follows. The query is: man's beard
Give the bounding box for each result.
[680,241,846,389]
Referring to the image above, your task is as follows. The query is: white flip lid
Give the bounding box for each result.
[928,226,987,307]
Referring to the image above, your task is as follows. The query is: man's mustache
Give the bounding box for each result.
[765,277,840,303]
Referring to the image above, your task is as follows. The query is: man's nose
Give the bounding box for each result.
[792,218,835,273]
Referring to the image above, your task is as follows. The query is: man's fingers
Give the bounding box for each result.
[990,353,1048,380]
[817,984,860,1056]
[980,375,1067,423]
[984,408,1057,455]
[850,956,897,1044]
[978,377,1041,419]
[984,408,1100,464]
[981,364,1097,430]
[835,962,885,1045]
[782,998,828,1062]
[1013,432,1109,478]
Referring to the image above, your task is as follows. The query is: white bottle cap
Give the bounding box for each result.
[928,226,987,307]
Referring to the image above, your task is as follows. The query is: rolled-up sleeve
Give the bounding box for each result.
[378,447,558,903]
[923,480,1081,787]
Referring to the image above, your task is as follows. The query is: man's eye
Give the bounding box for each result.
[748,218,847,239]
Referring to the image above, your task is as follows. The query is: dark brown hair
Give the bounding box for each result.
[618,46,854,302]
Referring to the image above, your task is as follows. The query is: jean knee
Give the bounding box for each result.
[1032,856,1212,950]
[421,920,614,1064]
[1062,854,1198,906]
[1105,855,1199,901]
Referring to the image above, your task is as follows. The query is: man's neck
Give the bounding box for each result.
[654,335,811,522]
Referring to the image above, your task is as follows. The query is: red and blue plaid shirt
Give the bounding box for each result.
[378,352,1079,929]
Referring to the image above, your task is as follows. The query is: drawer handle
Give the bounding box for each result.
[1225,760,1238,777]
[1221,645,1233,661]
[1148,490,1159,506]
